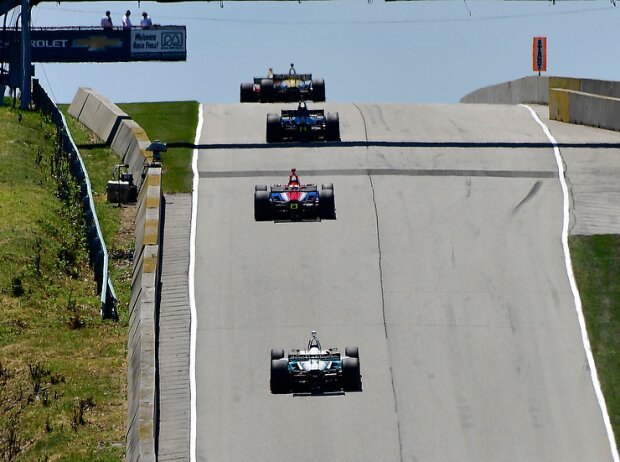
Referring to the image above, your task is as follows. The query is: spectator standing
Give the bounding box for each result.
[122,10,132,30]
[101,11,113,30]
[140,12,152,29]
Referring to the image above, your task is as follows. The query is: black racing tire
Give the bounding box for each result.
[240,82,254,103]
[342,357,361,392]
[319,188,336,220]
[312,78,326,102]
[255,184,268,192]
[260,78,275,103]
[345,346,359,359]
[271,348,285,360]
[254,190,271,221]
[321,183,333,191]
[325,113,340,141]
[266,113,282,143]
[270,359,290,394]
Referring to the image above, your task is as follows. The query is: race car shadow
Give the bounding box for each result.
[293,390,346,397]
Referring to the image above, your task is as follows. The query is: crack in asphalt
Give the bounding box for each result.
[351,102,370,148]
[368,173,404,462]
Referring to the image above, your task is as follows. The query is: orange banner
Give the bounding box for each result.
[533,37,547,72]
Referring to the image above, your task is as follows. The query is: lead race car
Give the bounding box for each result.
[240,64,326,103]
[254,169,336,221]
[270,331,362,394]
[266,100,340,143]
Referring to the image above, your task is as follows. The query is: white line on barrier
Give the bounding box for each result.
[189,103,203,462]
[522,104,620,462]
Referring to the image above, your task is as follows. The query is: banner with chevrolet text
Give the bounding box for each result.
[0,26,186,62]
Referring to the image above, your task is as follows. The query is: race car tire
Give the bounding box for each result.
[321,183,334,191]
[319,188,336,220]
[312,79,326,102]
[254,190,271,221]
[270,359,290,394]
[240,82,254,103]
[342,357,362,392]
[325,113,340,141]
[271,348,285,360]
[266,114,282,143]
[345,346,359,359]
[260,78,275,103]
[255,184,268,192]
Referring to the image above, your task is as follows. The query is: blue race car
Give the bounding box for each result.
[270,331,362,394]
[254,169,336,221]
[266,100,340,143]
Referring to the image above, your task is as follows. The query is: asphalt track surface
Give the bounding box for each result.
[192,102,614,461]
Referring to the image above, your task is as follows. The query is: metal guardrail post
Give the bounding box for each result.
[31,79,118,319]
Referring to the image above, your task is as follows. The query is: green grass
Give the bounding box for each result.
[570,235,620,440]
[118,101,199,193]
[0,105,130,460]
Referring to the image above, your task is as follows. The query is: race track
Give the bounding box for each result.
[191,102,613,461]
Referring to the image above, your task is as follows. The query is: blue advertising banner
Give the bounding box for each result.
[0,26,186,63]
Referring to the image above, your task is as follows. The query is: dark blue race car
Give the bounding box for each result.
[266,101,340,143]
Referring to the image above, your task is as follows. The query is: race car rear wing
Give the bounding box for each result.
[281,109,325,118]
[253,73,312,83]
[273,73,312,81]
[288,353,341,361]
[271,185,318,193]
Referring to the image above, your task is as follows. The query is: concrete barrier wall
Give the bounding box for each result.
[463,75,620,132]
[580,78,620,99]
[549,88,620,132]
[70,88,131,144]
[548,88,570,123]
[69,87,161,462]
[460,76,549,104]
[67,87,90,119]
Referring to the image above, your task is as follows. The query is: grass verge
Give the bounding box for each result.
[570,235,620,444]
[0,104,131,461]
[118,101,199,193]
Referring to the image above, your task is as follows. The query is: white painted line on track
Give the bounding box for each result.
[522,104,620,462]
[189,103,203,462]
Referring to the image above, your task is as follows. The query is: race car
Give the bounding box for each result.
[270,331,362,394]
[266,100,340,143]
[254,169,336,221]
[240,67,326,103]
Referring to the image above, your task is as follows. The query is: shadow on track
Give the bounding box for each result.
[170,140,620,150]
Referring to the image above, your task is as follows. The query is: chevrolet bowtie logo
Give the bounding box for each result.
[72,36,123,51]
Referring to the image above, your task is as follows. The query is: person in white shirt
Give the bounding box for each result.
[122,10,132,30]
[140,12,152,29]
[101,11,113,30]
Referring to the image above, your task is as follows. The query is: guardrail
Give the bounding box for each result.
[68,86,161,462]
[32,79,118,319]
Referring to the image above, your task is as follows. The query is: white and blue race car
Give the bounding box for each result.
[270,331,362,394]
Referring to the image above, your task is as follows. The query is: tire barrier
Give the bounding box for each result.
[32,79,118,320]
